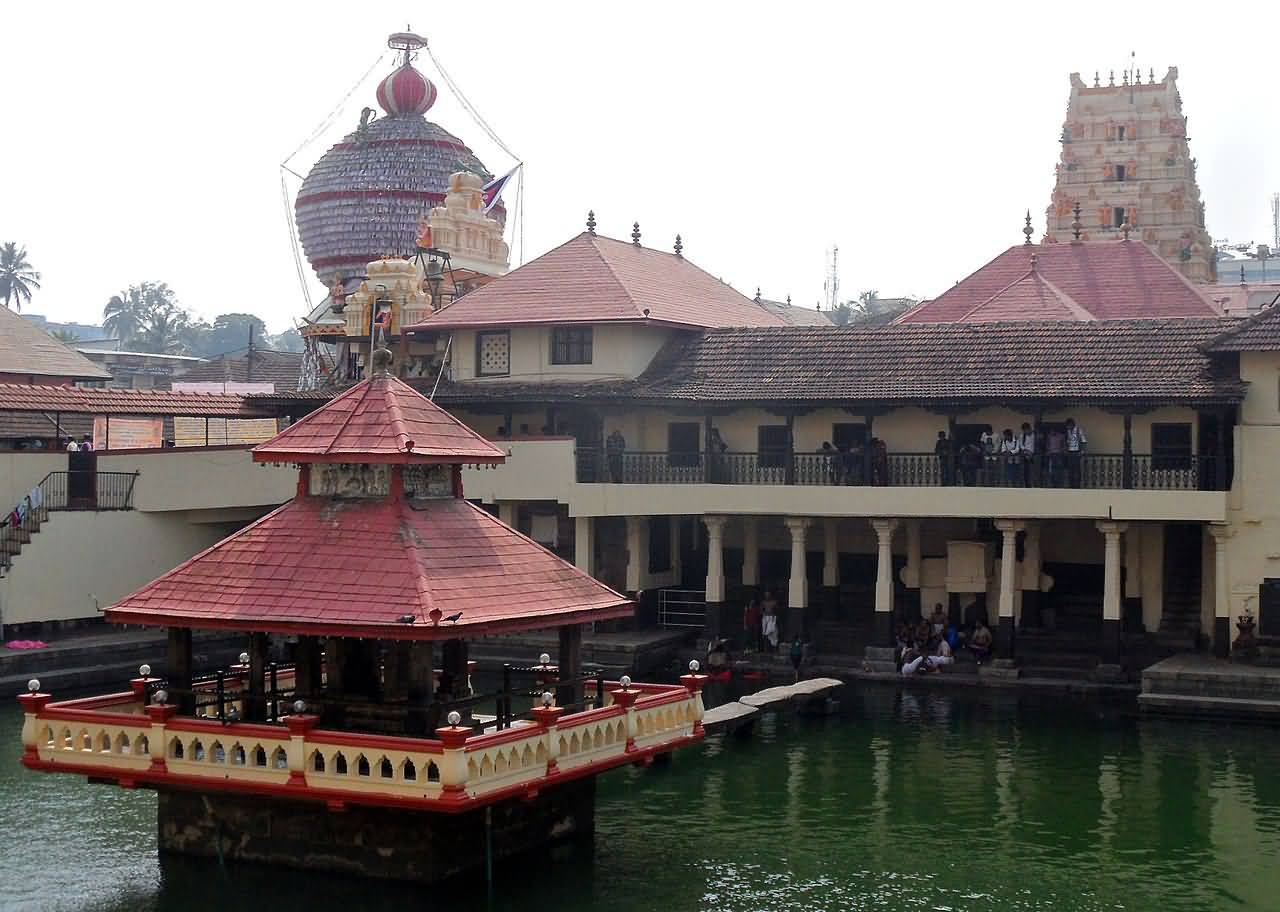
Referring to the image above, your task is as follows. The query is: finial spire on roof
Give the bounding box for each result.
[1029,251,1038,272]
[754,288,762,304]
[631,222,641,247]
[1149,67,1155,83]
[1071,202,1083,242]
[370,346,394,378]
[1094,71,1100,87]
[1120,219,1132,241]
[1241,263,1247,286]
[1023,210,1034,245]
[786,294,791,306]
[586,210,597,236]
[674,234,683,259]
[1109,70,1115,86]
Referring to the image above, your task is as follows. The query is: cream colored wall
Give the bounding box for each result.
[1239,352,1280,425]
[448,324,677,383]
[97,449,295,513]
[0,510,229,627]
[462,438,578,504]
[0,453,66,510]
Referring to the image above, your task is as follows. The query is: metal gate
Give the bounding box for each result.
[658,588,706,629]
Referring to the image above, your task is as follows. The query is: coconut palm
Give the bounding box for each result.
[139,300,191,354]
[0,242,41,311]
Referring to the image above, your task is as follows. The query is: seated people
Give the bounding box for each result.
[901,644,927,675]
[929,604,947,638]
[969,619,993,664]
[927,636,955,671]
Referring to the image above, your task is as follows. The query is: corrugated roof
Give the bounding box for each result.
[105,496,632,639]
[0,308,111,380]
[897,241,1220,323]
[175,349,303,390]
[408,232,789,331]
[252,372,506,464]
[0,384,270,416]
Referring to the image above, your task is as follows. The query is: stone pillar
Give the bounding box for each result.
[821,517,840,616]
[741,517,760,587]
[1098,521,1128,667]
[669,515,682,586]
[1209,524,1233,658]
[574,515,594,576]
[703,515,728,637]
[405,640,435,735]
[1123,523,1143,633]
[870,518,898,646]
[166,626,194,715]
[903,519,922,621]
[246,632,270,722]
[557,623,584,708]
[497,501,518,527]
[625,515,647,594]
[1020,522,1043,628]
[994,520,1023,660]
[784,517,811,639]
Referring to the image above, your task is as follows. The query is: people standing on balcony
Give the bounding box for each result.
[980,427,996,484]
[65,438,81,452]
[872,438,889,486]
[1019,422,1038,486]
[818,442,839,485]
[998,428,1022,486]
[605,429,626,483]
[707,427,728,483]
[1065,418,1088,488]
[1045,426,1066,487]
[935,431,954,485]
[958,439,982,486]
[79,435,94,452]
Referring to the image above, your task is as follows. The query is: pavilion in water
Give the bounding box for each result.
[17,348,705,882]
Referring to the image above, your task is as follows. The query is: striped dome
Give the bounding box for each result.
[375,64,437,115]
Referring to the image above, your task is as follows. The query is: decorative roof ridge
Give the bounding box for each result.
[396,499,439,621]
[586,232,650,322]
[1202,303,1279,351]
[378,375,415,453]
[1024,271,1097,320]
[953,259,1054,322]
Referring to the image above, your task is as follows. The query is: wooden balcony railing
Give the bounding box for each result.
[575,449,1224,491]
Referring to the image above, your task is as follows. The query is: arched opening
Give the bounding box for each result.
[379,756,394,779]
[402,758,417,781]
[253,746,268,767]
[310,750,325,773]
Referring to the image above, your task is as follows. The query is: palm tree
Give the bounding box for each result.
[139,301,191,354]
[103,285,149,345]
[0,242,41,311]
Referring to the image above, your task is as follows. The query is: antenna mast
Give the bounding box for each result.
[1271,192,1279,251]
[824,245,840,312]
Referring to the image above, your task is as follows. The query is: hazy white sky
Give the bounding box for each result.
[5,1,1277,333]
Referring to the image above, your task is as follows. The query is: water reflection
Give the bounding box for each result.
[3,688,1279,911]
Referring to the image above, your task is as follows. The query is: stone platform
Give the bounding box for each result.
[157,778,596,883]
[1140,653,1280,719]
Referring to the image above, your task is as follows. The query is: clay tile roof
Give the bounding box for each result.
[104,497,632,639]
[896,242,1221,324]
[0,308,111,380]
[636,318,1244,405]
[408,232,789,331]
[252,373,505,464]
[175,349,303,390]
[0,384,269,416]
[1203,302,1280,351]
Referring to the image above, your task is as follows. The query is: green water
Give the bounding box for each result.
[3,687,1279,912]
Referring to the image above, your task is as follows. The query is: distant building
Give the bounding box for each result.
[73,345,204,390]
[0,306,110,386]
[757,297,833,326]
[176,349,303,392]
[1045,67,1215,283]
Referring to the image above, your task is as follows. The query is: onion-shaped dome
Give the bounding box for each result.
[294,52,503,291]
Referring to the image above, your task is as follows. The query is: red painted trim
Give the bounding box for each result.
[307,729,444,754]
[41,708,150,727]
[167,718,288,739]
[556,706,625,731]
[296,189,447,207]
[321,138,470,154]
[251,451,504,466]
[22,731,703,815]
[45,692,137,709]
[102,604,636,641]
[462,724,547,750]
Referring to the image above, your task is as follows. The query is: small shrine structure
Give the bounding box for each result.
[17,348,705,882]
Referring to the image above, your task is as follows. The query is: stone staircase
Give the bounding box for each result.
[1140,654,1280,718]
[1016,629,1102,681]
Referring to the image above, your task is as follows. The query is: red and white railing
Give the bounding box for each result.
[17,675,705,813]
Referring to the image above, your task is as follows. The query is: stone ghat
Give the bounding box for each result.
[702,677,843,735]
[1140,654,1280,719]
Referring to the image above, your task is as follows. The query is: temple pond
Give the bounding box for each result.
[3,686,1278,911]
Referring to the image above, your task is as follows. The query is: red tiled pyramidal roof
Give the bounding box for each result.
[407,231,789,331]
[897,241,1220,324]
[253,371,505,464]
[105,497,632,638]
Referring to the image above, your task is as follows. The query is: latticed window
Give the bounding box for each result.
[476,331,510,376]
[551,326,593,365]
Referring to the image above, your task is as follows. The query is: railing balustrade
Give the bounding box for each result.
[0,470,140,574]
[574,448,1222,492]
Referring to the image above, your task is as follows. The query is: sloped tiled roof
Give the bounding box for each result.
[758,298,834,326]
[0,308,111,380]
[105,497,632,639]
[0,384,269,416]
[252,373,506,464]
[175,349,303,390]
[635,319,1243,404]
[1204,302,1280,351]
[408,232,788,331]
[897,241,1220,323]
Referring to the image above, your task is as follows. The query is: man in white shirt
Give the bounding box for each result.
[998,429,1022,486]
[1019,422,1037,486]
[65,439,80,452]
[1065,418,1087,488]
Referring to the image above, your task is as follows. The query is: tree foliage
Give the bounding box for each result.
[0,242,41,311]
[103,282,184,352]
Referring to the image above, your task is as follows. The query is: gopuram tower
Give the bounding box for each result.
[1045,67,1215,283]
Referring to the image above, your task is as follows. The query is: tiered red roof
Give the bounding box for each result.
[407,231,789,331]
[897,241,1221,323]
[105,497,631,638]
[109,366,631,636]
[252,374,505,464]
